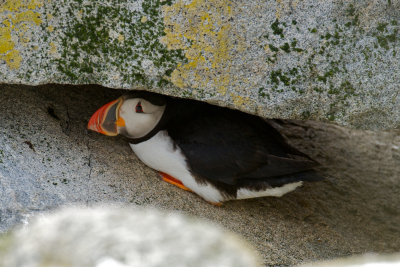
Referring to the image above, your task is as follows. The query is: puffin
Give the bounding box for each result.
[88,91,323,205]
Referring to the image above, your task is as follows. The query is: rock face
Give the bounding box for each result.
[300,253,400,267]
[0,1,399,130]
[0,84,399,265]
[0,206,261,267]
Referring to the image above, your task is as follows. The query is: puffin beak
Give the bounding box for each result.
[88,98,125,136]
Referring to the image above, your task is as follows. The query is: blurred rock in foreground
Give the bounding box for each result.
[0,206,260,267]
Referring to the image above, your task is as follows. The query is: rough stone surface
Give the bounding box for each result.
[300,253,400,267]
[0,84,399,265]
[0,206,261,267]
[0,1,399,130]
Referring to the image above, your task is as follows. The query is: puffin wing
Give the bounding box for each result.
[167,104,320,186]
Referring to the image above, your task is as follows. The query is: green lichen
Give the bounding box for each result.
[271,19,284,38]
[269,44,279,52]
[324,80,358,121]
[270,69,290,86]
[344,3,360,26]
[362,47,371,60]
[346,4,355,17]
[264,22,303,67]
[323,33,332,39]
[280,42,290,53]
[377,22,388,32]
[376,35,389,50]
[258,87,270,99]
[313,87,323,93]
[52,0,185,87]
[292,47,304,53]
[374,24,398,50]
[327,113,335,121]
[317,61,340,84]
[263,66,303,95]
[340,80,356,96]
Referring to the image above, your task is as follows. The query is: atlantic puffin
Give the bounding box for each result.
[88,91,323,204]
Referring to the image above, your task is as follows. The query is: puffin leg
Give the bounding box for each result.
[208,201,223,207]
[159,172,192,192]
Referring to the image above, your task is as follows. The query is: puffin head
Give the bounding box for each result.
[88,92,166,140]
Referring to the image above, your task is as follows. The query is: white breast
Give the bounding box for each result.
[129,131,224,203]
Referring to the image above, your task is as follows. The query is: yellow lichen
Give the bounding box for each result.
[141,16,148,23]
[161,0,234,96]
[3,49,22,69]
[12,10,42,25]
[49,41,57,54]
[75,10,83,20]
[230,92,250,107]
[276,0,285,19]
[0,27,14,53]
[275,0,299,20]
[118,33,125,42]
[0,0,43,69]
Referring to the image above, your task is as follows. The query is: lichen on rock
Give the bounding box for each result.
[0,0,43,70]
[0,0,399,130]
[48,0,186,88]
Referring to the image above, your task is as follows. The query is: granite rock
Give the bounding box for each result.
[0,0,399,129]
[300,253,400,267]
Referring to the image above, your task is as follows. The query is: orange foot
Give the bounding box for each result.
[208,201,223,207]
[159,172,192,192]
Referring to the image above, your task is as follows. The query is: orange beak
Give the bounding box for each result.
[87,98,125,136]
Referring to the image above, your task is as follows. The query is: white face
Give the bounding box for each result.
[118,98,166,138]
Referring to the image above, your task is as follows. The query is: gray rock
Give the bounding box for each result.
[0,1,399,129]
[300,253,400,267]
[0,84,399,265]
[0,206,261,267]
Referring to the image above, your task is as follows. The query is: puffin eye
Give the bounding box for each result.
[135,102,144,113]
